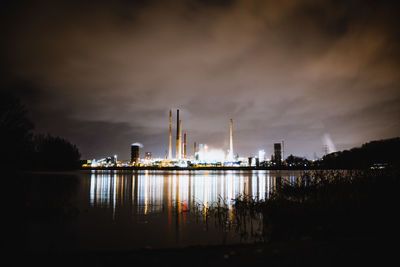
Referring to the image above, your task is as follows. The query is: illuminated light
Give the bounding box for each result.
[195,144,226,163]
[258,150,265,161]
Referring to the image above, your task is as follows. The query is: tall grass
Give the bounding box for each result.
[190,169,400,243]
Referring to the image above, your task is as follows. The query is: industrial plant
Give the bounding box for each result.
[83,109,291,168]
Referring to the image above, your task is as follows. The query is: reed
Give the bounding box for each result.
[190,169,400,243]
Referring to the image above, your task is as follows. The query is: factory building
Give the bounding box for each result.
[273,143,282,164]
[145,152,152,160]
[164,109,239,164]
[131,143,141,165]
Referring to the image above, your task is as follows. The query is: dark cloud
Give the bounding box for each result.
[1,0,399,159]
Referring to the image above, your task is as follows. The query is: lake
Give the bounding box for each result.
[22,170,304,252]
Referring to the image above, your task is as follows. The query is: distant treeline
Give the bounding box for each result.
[319,137,400,169]
[0,92,81,170]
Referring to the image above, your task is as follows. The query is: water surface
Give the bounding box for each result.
[24,170,303,252]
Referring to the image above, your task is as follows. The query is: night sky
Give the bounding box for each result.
[1,0,399,160]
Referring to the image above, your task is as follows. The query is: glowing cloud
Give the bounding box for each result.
[322,134,337,154]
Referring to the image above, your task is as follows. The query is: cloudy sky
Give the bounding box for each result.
[1,0,399,160]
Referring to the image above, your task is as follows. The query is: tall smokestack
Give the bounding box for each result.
[183,132,187,158]
[168,109,172,159]
[194,142,197,154]
[178,120,182,159]
[176,109,179,159]
[229,119,233,160]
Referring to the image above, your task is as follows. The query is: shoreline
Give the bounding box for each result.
[81,166,322,171]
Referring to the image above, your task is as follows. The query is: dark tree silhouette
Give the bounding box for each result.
[1,91,81,170]
[320,137,400,169]
[0,92,34,168]
[34,134,81,170]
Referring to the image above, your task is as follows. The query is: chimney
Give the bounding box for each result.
[183,132,187,158]
[168,109,172,159]
[229,119,233,160]
[176,109,179,159]
[178,120,182,159]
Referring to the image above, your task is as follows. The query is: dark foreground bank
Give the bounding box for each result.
[17,235,396,267]
[13,169,399,266]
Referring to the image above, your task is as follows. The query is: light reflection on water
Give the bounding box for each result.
[24,170,305,251]
[89,170,299,217]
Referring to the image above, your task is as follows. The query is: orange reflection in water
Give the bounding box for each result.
[89,170,298,222]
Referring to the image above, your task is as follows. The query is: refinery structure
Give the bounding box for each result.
[84,109,286,168]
